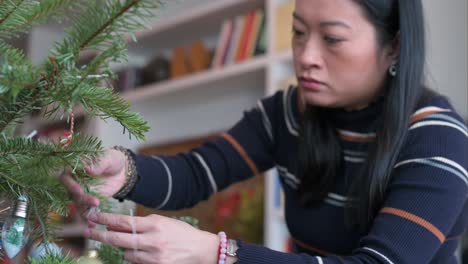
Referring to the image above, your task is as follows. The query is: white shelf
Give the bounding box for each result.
[122,55,268,102]
[132,0,264,42]
[274,208,285,220]
[127,0,265,55]
[274,49,293,63]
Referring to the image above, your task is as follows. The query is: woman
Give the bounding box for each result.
[62,0,468,263]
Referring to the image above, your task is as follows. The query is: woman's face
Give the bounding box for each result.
[293,0,396,110]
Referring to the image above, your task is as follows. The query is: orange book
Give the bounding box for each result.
[187,40,211,73]
[235,10,256,62]
[170,46,190,79]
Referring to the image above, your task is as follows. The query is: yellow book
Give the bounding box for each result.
[275,1,295,52]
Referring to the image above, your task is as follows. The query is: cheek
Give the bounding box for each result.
[329,47,383,93]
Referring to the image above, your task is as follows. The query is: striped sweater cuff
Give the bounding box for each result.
[236,240,323,264]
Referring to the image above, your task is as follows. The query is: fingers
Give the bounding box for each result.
[60,173,83,198]
[88,212,154,233]
[85,228,138,249]
[60,173,100,207]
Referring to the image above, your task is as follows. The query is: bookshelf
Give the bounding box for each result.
[18,0,297,254]
[122,55,269,102]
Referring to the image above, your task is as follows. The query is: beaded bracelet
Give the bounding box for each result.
[112,146,138,201]
[217,231,228,264]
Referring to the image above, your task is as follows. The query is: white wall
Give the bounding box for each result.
[424,0,468,118]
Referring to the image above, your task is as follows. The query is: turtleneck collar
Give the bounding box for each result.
[291,86,384,132]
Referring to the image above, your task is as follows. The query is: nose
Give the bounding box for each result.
[297,38,323,70]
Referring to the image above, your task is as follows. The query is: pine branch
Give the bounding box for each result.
[0,89,41,136]
[0,41,38,96]
[98,244,128,264]
[0,0,25,27]
[57,0,164,53]
[0,0,76,40]
[28,254,77,264]
[0,134,102,161]
[78,84,150,141]
[0,1,168,262]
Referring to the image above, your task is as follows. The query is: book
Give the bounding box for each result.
[254,13,267,55]
[245,9,265,59]
[212,19,233,68]
[275,1,295,52]
[220,20,235,66]
[225,14,246,65]
[187,40,211,73]
[235,10,256,63]
[170,46,190,79]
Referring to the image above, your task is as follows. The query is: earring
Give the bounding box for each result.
[389,60,398,77]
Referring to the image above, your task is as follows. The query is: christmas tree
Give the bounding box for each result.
[0,0,164,263]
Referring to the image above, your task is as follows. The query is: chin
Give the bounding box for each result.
[302,93,340,109]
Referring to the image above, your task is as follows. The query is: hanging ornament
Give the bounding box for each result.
[59,131,73,147]
[76,249,103,264]
[1,195,30,259]
[28,241,62,259]
[60,110,75,147]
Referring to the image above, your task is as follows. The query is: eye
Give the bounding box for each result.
[292,27,305,38]
[324,36,344,45]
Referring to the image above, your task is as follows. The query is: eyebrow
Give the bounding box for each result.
[292,12,351,29]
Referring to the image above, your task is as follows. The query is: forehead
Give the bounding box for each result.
[294,0,367,27]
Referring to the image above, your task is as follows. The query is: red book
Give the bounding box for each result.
[246,9,265,59]
[236,10,256,62]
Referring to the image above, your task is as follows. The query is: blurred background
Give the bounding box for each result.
[3,0,467,262]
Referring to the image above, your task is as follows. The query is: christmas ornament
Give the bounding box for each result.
[77,249,103,264]
[1,195,30,259]
[28,242,62,259]
[59,111,75,147]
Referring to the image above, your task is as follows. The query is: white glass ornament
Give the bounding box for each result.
[1,195,30,259]
[77,249,103,264]
[29,242,62,259]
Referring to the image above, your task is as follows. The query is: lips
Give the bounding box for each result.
[299,76,326,91]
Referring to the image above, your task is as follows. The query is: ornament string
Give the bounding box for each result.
[130,208,138,257]
[32,201,49,245]
[0,206,10,214]
[60,103,75,148]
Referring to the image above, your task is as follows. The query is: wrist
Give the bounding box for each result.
[112,146,138,201]
[199,231,219,264]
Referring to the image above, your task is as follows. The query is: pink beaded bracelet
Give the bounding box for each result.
[217,231,228,264]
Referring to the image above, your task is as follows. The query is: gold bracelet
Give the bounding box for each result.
[112,146,138,201]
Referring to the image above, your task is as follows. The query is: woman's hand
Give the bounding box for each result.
[85,212,219,264]
[60,148,128,209]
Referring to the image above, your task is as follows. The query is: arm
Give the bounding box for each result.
[232,110,468,264]
[84,109,467,264]
[126,93,281,210]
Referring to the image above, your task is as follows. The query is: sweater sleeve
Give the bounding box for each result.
[125,92,281,210]
[235,107,468,263]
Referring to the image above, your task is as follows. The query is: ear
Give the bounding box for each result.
[386,31,400,62]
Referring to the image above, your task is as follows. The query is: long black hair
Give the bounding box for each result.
[297,0,427,231]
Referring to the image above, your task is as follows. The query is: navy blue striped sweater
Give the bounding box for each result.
[127,86,468,263]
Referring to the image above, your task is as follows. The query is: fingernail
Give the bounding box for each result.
[88,213,97,221]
